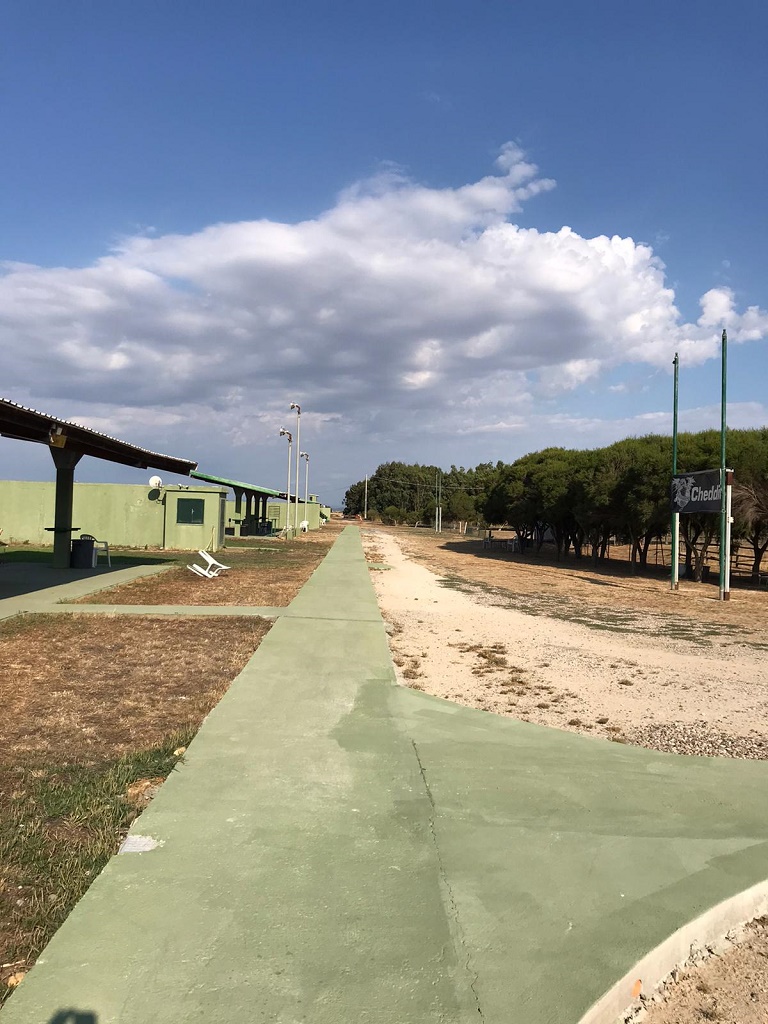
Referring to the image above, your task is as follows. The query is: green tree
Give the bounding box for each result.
[730,428,768,581]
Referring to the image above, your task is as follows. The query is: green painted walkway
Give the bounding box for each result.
[3,528,768,1023]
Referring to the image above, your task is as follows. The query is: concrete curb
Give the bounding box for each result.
[578,878,768,1024]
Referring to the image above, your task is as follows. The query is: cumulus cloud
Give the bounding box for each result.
[0,144,766,479]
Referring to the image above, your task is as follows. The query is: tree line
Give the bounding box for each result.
[343,429,768,582]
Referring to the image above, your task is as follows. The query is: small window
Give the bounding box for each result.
[177,498,205,525]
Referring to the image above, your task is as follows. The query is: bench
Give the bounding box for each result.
[482,536,518,552]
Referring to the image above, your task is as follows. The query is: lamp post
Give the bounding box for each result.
[279,427,293,536]
[300,451,309,533]
[290,403,301,533]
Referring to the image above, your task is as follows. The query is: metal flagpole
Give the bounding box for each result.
[671,353,680,591]
[719,329,728,601]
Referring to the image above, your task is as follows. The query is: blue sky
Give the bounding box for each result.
[2,0,766,505]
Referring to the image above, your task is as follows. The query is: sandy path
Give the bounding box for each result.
[365,529,768,757]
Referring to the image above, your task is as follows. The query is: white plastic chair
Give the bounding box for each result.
[187,563,222,579]
[81,533,111,567]
[198,550,231,572]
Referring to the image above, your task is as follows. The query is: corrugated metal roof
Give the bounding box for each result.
[190,469,284,497]
[0,397,197,475]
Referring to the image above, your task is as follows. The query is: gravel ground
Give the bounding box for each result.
[366,530,768,757]
[626,721,768,760]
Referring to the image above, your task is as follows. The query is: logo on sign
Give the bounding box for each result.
[671,475,694,510]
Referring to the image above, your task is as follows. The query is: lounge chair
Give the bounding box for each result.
[187,562,223,579]
[198,550,231,572]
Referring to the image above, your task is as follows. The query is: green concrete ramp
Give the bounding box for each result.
[396,689,768,1023]
[4,527,768,1024]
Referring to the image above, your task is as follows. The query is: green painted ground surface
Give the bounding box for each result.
[3,527,768,1024]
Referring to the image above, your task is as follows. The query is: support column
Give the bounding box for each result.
[49,447,84,569]
[260,494,268,529]
[245,491,254,535]
[233,489,244,538]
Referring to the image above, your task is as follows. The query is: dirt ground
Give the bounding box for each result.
[75,525,341,607]
[367,527,768,757]
[364,526,768,1023]
[637,919,768,1024]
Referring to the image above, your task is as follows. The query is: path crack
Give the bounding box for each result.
[411,739,485,1021]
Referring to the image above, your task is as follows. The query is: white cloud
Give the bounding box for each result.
[0,144,766,493]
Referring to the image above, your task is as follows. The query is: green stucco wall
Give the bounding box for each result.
[0,481,226,551]
[265,500,322,531]
[163,487,227,551]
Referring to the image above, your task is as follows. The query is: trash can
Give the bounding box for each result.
[71,537,96,568]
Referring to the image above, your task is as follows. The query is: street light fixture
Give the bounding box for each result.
[279,427,293,536]
[300,451,309,533]
[290,403,301,533]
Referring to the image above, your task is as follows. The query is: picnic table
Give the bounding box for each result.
[482,534,518,552]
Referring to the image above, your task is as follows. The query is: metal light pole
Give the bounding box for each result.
[300,451,309,532]
[279,428,293,536]
[671,352,680,591]
[364,475,368,519]
[290,403,301,533]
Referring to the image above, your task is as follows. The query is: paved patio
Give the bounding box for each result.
[3,527,768,1023]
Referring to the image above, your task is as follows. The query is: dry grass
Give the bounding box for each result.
[0,614,270,762]
[379,527,768,639]
[0,613,270,998]
[75,528,340,608]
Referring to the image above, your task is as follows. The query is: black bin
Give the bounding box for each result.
[71,537,95,568]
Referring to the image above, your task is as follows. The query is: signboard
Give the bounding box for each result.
[670,469,722,514]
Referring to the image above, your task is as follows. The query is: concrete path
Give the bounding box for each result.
[3,528,768,1024]
[0,563,173,621]
[0,563,283,620]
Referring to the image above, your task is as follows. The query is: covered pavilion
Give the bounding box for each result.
[190,469,290,535]
[0,398,197,568]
